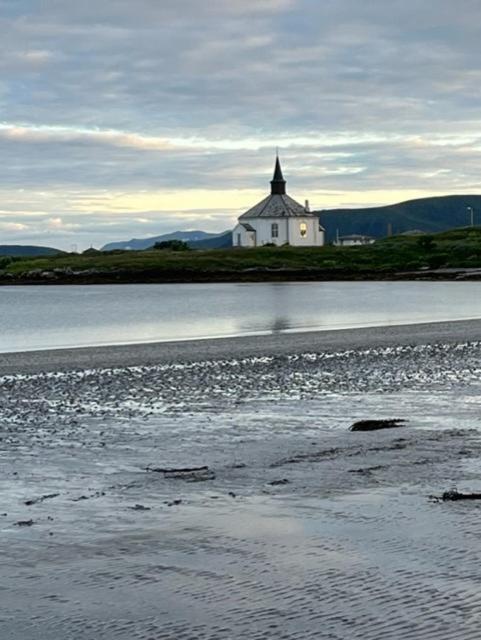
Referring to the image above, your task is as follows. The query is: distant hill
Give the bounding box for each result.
[101,230,224,251]
[316,195,481,243]
[0,245,62,257]
[188,231,232,249]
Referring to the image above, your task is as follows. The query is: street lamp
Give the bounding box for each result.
[467,206,474,227]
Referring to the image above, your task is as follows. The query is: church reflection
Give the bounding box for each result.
[269,316,292,333]
[235,282,305,335]
[234,282,297,333]
[237,315,293,334]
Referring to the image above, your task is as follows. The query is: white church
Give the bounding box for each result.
[232,157,325,247]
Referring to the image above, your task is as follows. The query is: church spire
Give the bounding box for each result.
[270,154,286,195]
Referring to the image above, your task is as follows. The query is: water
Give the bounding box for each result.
[2,281,481,352]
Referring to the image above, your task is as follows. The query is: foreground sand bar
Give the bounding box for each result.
[2,317,481,375]
[4,318,481,638]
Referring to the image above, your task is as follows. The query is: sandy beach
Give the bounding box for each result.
[2,317,481,375]
[3,319,481,639]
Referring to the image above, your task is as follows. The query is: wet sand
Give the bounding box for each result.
[2,317,481,375]
[2,321,481,639]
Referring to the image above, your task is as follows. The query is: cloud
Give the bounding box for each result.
[0,0,481,248]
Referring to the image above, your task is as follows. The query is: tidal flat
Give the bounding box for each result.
[2,327,481,639]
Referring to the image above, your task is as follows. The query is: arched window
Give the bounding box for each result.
[271,223,279,238]
[300,222,307,237]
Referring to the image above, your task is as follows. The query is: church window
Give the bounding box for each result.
[271,223,279,238]
[237,233,241,246]
[300,222,307,237]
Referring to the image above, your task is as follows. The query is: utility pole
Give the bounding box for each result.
[467,206,474,227]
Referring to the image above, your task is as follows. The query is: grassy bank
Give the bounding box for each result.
[3,227,481,284]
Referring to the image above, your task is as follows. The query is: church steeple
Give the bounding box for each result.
[270,154,286,195]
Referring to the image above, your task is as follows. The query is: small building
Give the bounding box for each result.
[232,157,325,247]
[335,234,375,247]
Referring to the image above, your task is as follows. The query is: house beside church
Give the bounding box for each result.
[232,157,325,247]
[334,234,375,247]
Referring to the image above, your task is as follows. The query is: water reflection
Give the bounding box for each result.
[239,315,293,334]
[2,281,481,352]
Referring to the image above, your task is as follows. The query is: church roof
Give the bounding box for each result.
[239,156,317,219]
[240,222,256,232]
[239,193,314,219]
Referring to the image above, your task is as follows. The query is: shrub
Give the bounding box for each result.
[153,240,191,251]
[417,235,436,251]
[427,254,449,269]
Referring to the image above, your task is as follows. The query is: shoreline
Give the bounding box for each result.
[2,268,481,285]
[2,316,481,375]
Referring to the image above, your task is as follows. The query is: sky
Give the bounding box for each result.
[2,0,481,249]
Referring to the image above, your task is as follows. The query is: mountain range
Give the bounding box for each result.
[101,230,231,251]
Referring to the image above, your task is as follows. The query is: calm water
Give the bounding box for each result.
[2,281,481,353]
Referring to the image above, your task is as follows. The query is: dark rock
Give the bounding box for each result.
[129,504,151,511]
[166,499,182,507]
[269,479,291,486]
[15,519,34,527]
[441,489,481,501]
[349,419,407,432]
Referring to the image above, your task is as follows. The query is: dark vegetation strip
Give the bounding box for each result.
[2,227,481,284]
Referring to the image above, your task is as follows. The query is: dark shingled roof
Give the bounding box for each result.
[239,156,317,220]
[240,222,256,231]
[239,193,315,219]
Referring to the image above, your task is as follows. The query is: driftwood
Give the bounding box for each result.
[350,419,407,432]
[72,490,105,502]
[15,519,34,527]
[348,465,387,475]
[24,493,60,506]
[145,465,215,481]
[146,465,209,474]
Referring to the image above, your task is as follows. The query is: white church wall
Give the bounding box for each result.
[287,217,324,246]
[234,217,325,247]
[232,224,243,247]
[232,224,256,247]
[252,218,289,246]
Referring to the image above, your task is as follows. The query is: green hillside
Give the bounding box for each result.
[317,195,481,242]
[3,226,481,283]
[0,245,63,257]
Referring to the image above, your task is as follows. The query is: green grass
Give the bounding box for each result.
[4,226,481,281]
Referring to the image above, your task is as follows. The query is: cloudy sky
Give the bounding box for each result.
[1,0,481,249]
